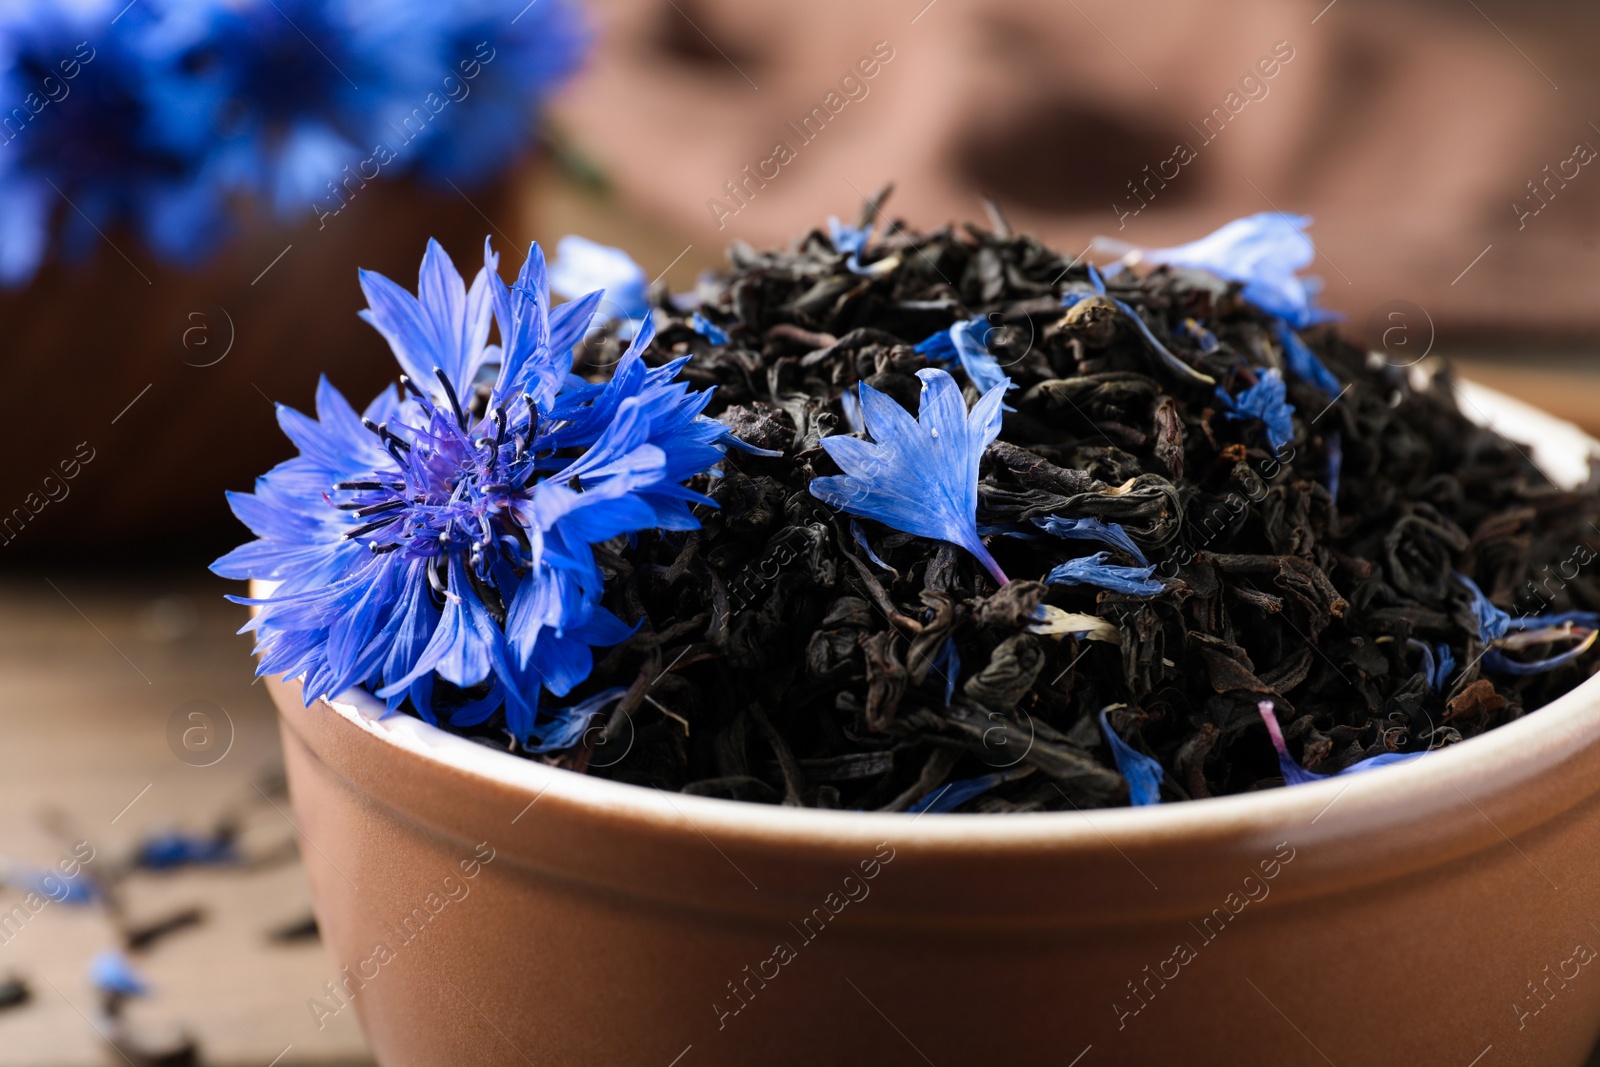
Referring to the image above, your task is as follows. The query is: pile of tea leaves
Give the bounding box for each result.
[472,210,1600,811]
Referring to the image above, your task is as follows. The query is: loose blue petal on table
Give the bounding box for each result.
[690,312,729,345]
[4,865,96,905]
[1098,708,1163,805]
[1033,515,1149,566]
[1045,551,1164,596]
[89,951,150,998]
[811,369,1010,585]
[1216,367,1295,452]
[134,831,238,871]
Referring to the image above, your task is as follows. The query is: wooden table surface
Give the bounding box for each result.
[0,573,374,1066]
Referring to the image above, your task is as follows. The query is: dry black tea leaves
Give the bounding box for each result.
[467,210,1600,812]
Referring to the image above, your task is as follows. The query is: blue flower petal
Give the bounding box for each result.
[1274,320,1342,398]
[89,951,150,998]
[523,687,629,753]
[906,767,1030,814]
[690,311,729,345]
[811,369,1009,585]
[1216,367,1295,452]
[1256,700,1425,786]
[915,318,1014,399]
[932,637,960,708]
[1044,552,1164,596]
[1101,213,1337,328]
[549,235,650,326]
[1033,516,1149,566]
[1098,708,1163,805]
[134,831,238,871]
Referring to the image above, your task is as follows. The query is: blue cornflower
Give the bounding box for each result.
[1256,700,1421,786]
[1063,265,1214,385]
[216,237,746,746]
[0,1,214,283]
[1045,552,1165,597]
[1216,367,1295,452]
[1033,515,1149,566]
[914,317,1013,398]
[1099,707,1163,806]
[810,369,1010,586]
[1455,573,1600,676]
[400,0,590,187]
[1098,213,1337,329]
[1274,320,1342,399]
[89,950,150,998]
[133,831,238,871]
[0,0,589,286]
[690,311,729,346]
[549,235,651,338]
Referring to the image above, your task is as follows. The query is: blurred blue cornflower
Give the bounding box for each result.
[216,237,758,747]
[0,0,203,283]
[549,235,650,338]
[810,369,1010,586]
[1216,367,1295,452]
[0,0,588,285]
[1454,573,1600,676]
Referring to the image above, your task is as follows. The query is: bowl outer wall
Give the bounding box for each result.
[262,378,1600,1066]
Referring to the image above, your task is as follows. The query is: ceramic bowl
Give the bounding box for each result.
[263,379,1600,1066]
